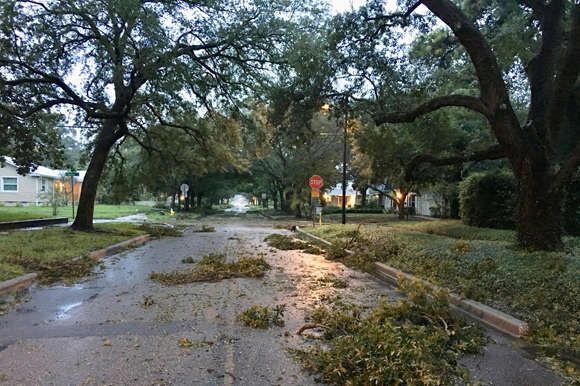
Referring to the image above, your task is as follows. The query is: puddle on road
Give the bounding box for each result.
[55,301,84,320]
[55,293,98,320]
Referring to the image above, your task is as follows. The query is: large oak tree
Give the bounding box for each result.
[337,0,580,250]
[0,0,316,230]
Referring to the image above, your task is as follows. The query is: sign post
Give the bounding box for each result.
[309,175,324,226]
[180,184,189,212]
[262,193,267,208]
[65,170,79,219]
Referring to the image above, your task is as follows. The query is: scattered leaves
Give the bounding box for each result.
[317,273,348,289]
[237,304,286,329]
[142,295,154,307]
[292,277,487,386]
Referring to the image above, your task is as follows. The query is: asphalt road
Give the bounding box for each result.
[0,217,564,386]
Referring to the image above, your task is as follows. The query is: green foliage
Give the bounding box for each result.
[563,175,580,237]
[149,253,270,285]
[459,171,516,229]
[309,224,580,383]
[293,278,486,386]
[237,304,286,329]
[322,207,383,214]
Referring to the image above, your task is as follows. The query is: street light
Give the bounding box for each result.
[321,103,348,225]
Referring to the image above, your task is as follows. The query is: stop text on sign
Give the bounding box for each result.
[309,175,323,191]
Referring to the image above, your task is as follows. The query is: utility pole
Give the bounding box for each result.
[342,111,348,225]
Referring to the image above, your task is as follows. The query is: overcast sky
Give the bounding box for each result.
[330,0,368,14]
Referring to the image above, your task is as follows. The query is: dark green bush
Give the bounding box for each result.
[459,171,516,229]
[460,171,580,235]
[322,207,383,214]
[564,175,580,236]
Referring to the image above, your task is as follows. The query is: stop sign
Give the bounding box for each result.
[309,175,323,191]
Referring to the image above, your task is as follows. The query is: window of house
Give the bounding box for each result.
[41,178,47,192]
[409,194,416,208]
[1,177,18,192]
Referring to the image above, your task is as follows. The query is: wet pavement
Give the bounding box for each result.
[0,217,564,385]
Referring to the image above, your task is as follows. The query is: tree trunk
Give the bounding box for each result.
[271,190,278,211]
[295,203,302,218]
[396,197,406,220]
[278,187,286,212]
[196,193,202,208]
[515,167,563,250]
[72,120,125,231]
[361,188,367,207]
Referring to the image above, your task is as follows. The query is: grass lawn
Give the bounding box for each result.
[0,223,146,282]
[0,204,157,222]
[306,223,580,381]
[387,219,515,242]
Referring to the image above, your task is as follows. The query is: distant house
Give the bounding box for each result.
[383,190,438,217]
[0,158,86,206]
[323,187,359,207]
[324,185,438,216]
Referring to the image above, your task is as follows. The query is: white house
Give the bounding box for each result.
[323,184,438,216]
[383,191,438,217]
[0,157,86,206]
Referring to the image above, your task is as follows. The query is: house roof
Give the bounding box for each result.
[2,157,86,182]
[328,188,358,196]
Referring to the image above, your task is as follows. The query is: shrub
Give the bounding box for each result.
[459,170,516,229]
[563,174,580,236]
[322,207,384,215]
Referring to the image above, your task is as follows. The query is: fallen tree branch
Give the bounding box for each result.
[296,324,326,335]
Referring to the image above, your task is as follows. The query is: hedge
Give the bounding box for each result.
[459,170,580,235]
[459,171,516,229]
[322,207,384,215]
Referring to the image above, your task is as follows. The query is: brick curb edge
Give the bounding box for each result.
[0,234,150,296]
[295,226,529,338]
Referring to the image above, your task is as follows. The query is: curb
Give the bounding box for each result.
[295,226,530,338]
[0,234,150,296]
[0,273,38,295]
[0,217,68,231]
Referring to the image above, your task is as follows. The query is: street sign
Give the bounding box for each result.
[65,171,79,177]
[262,193,266,199]
[309,175,323,191]
[180,184,189,198]
[311,190,320,198]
